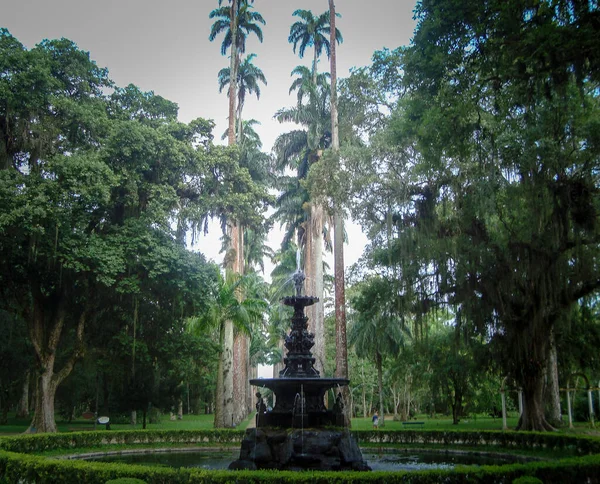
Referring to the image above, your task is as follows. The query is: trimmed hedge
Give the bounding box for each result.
[0,429,245,454]
[1,430,600,483]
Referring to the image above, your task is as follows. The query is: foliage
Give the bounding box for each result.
[208,2,265,56]
[2,430,600,483]
[340,0,600,432]
[0,29,269,431]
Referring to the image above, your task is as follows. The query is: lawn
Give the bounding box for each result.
[1,412,597,436]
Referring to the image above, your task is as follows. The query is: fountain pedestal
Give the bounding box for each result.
[229,276,369,471]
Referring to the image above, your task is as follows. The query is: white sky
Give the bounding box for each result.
[1,0,417,275]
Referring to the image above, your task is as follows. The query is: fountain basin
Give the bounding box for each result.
[229,428,370,471]
[250,377,348,428]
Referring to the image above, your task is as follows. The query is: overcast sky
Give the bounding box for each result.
[1,0,417,271]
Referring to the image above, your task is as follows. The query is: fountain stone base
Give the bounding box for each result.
[229,428,370,471]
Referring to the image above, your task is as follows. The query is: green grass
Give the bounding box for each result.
[0,412,253,435]
[351,414,520,431]
[1,412,597,436]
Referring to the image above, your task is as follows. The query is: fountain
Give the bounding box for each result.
[229,270,370,471]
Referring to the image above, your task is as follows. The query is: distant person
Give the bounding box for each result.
[372,410,379,429]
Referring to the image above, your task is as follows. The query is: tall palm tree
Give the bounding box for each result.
[288,9,342,83]
[208,0,266,427]
[187,268,267,428]
[328,0,349,425]
[209,0,265,145]
[273,75,332,375]
[218,54,267,141]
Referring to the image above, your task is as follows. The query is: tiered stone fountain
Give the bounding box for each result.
[229,271,369,471]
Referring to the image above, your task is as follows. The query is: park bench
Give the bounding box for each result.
[402,421,425,427]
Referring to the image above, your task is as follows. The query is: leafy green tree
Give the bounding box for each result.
[209,0,268,427]
[350,0,600,431]
[424,328,489,424]
[0,31,227,432]
[348,276,410,428]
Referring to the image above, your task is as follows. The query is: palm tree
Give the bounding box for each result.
[187,268,266,428]
[288,9,342,83]
[348,276,411,428]
[273,76,332,376]
[209,2,265,56]
[289,65,330,106]
[209,0,265,145]
[218,54,267,141]
[208,0,266,426]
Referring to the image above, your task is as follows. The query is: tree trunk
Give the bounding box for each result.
[232,330,248,425]
[222,319,235,428]
[452,386,462,425]
[15,370,30,418]
[375,351,385,428]
[26,293,86,433]
[328,0,350,427]
[29,371,59,433]
[545,329,562,426]
[361,364,367,418]
[306,203,325,376]
[518,373,556,431]
[218,215,243,428]
[228,0,238,147]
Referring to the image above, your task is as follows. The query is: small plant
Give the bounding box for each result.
[512,477,543,484]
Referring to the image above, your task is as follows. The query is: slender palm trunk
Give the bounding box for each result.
[214,0,243,429]
[228,0,238,147]
[306,203,325,376]
[375,351,385,428]
[329,0,349,426]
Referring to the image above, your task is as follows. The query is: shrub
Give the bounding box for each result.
[512,477,543,484]
[1,429,599,483]
[105,479,148,484]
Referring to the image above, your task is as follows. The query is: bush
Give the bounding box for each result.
[1,429,600,483]
[105,479,147,484]
[512,477,543,484]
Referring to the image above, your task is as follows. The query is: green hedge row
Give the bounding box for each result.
[1,429,600,483]
[355,430,600,455]
[1,450,600,483]
[3,429,599,455]
[0,429,245,454]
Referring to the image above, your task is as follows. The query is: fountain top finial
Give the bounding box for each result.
[292,270,305,297]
